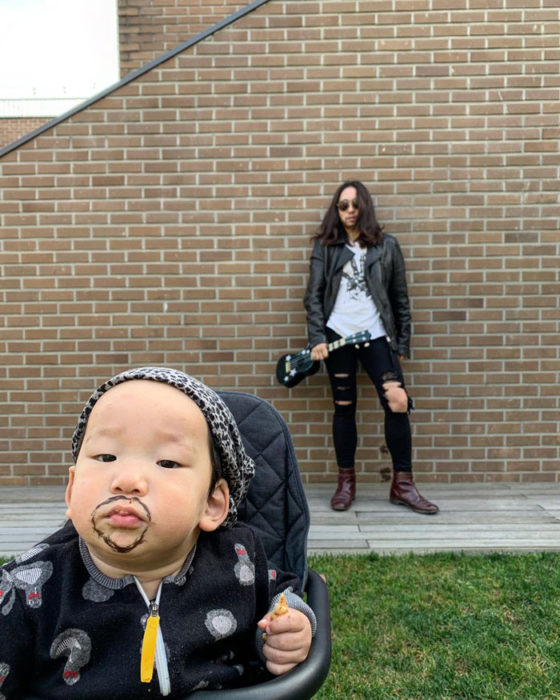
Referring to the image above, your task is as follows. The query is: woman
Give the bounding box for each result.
[304,181,438,514]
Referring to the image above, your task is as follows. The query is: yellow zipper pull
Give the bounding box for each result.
[140,600,160,683]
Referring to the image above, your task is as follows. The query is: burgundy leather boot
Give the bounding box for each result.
[330,468,356,511]
[390,471,439,514]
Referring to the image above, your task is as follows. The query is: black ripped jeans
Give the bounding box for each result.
[325,328,412,472]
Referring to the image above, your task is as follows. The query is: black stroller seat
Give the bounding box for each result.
[185,391,331,699]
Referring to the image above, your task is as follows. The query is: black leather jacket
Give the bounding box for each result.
[303,234,412,357]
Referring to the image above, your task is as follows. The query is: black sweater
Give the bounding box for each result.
[0,523,313,699]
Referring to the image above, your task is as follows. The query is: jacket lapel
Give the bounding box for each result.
[331,243,353,274]
[331,241,382,275]
[365,243,383,268]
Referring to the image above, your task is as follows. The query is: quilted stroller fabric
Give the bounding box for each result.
[217,391,310,589]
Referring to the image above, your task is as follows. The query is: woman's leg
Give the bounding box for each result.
[325,329,359,510]
[357,338,412,470]
[358,338,439,514]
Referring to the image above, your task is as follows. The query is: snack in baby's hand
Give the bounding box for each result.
[263,593,288,640]
[270,593,289,619]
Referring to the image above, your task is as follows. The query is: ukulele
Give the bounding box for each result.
[275,330,372,388]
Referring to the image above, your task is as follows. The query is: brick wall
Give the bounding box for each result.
[0,118,51,150]
[0,1,240,154]
[119,0,249,76]
[1,0,559,486]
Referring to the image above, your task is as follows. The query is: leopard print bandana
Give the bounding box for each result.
[71,367,255,528]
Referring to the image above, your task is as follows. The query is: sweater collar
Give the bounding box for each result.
[78,537,197,590]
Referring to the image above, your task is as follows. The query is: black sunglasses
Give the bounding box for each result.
[337,199,359,212]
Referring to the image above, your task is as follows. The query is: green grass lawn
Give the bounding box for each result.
[309,551,560,699]
[3,552,560,698]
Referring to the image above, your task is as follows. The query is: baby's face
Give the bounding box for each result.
[65,380,228,576]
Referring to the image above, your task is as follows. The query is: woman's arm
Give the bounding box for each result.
[388,237,411,358]
[303,240,328,348]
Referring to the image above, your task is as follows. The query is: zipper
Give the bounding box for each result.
[134,579,171,696]
[141,601,160,683]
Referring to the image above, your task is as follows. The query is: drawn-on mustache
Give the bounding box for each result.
[90,495,151,554]
[91,495,151,522]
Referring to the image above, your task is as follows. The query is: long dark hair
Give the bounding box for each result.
[314,180,384,246]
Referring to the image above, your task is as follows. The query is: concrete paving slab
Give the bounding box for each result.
[1,482,560,558]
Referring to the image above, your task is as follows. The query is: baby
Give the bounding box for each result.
[0,367,314,698]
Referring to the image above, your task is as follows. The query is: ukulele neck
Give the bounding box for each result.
[327,337,349,352]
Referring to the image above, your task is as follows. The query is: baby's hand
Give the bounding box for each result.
[258,607,312,675]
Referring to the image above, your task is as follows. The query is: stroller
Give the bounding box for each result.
[22,392,331,699]
[186,391,331,699]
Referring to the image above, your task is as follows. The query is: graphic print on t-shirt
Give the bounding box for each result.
[326,243,386,340]
[341,251,370,301]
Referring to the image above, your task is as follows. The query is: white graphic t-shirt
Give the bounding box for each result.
[327,241,386,340]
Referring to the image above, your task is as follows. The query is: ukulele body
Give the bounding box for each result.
[275,331,372,388]
[276,350,320,388]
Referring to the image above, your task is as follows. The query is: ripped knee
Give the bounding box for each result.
[332,372,355,410]
[382,373,409,413]
[383,381,408,412]
[334,373,351,393]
